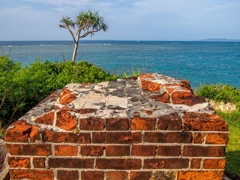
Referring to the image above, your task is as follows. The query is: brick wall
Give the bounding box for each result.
[4,73,228,180]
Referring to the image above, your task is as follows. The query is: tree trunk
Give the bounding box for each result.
[72,42,78,62]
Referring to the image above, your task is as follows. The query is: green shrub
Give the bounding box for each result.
[0,56,119,128]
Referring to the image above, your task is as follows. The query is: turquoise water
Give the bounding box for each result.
[0,40,240,88]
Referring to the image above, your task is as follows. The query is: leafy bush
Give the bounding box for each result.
[0,56,119,128]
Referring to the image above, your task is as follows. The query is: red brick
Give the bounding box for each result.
[6,144,51,156]
[178,171,224,180]
[130,117,156,130]
[192,133,205,144]
[29,125,41,142]
[171,91,205,106]
[33,157,45,168]
[183,112,228,131]
[4,120,32,142]
[140,74,155,79]
[206,133,229,144]
[140,79,160,92]
[81,146,104,156]
[106,146,130,156]
[9,169,54,180]
[57,170,79,180]
[144,132,192,143]
[157,146,181,156]
[150,92,170,103]
[92,132,142,144]
[43,130,90,143]
[157,113,182,130]
[106,171,128,180]
[106,118,129,130]
[48,158,93,168]
[56,111,77,130]
[183,146,225,157]
[132,145,156,156]
[81,171,104,180]
[35,112,54,125]
[55,145,78,156]
[59,89,77,105]
[180,80,191,88]
[203,159,226,169]
[130,171,152,180]
[8,157,30,168]
[190,158,201,169]
[96,159,141,169]
[74,108,97,114]
[80,117,104,130]
[144,158,189,169]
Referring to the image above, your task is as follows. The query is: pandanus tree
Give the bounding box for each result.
[59,10,108,62]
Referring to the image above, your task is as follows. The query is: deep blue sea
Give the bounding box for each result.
[0,40,240,88]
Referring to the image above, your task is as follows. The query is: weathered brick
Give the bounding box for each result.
[106,118,129,130]
[81,171,104,180]
[55,145,78,156]
[29,125,41,142]
[132,145,156,156]
[157,146,181,156]
[43,130,90,143]
[57,170,79,180]
[150,93,170,103]
[140,79,160,92]
[190,158,201,169]
[183,146,225,157]
[157,113,182,130]
[48,158,94,168]
[192,133,205,144]
[171,91,205,106]
[56,111,77,131]
[9,169,54,180]
[74,108,96,114]
[4,120,32,142]
[96,159,141,169]
[106,171,128,180]
[59,89,77,105]
[178,171,224,180]
[206,133,229,144]
[203,159,226,169]
[130,117,156,130]
[106,146,130,156]
[6,144,51,156]
[80,117,104,130]
[130,171,152,180]
[183,112,228,131]
[33,157,45,168]
[81,146,104,156]
[8,157,30,168]
[144,132,192,143]
[35,112,54,125]
[144,158,189,169]
[92,132,142,144]
[153,171,177,180]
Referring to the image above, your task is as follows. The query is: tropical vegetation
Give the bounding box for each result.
[59,10,108,62]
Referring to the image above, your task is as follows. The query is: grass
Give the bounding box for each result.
[195,84,240,176]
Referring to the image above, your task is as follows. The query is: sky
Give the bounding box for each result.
[0,0,240,41]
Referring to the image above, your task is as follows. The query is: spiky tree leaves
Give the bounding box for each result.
[59,10,108,62]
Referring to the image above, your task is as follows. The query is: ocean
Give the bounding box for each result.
[0,40,240,88]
